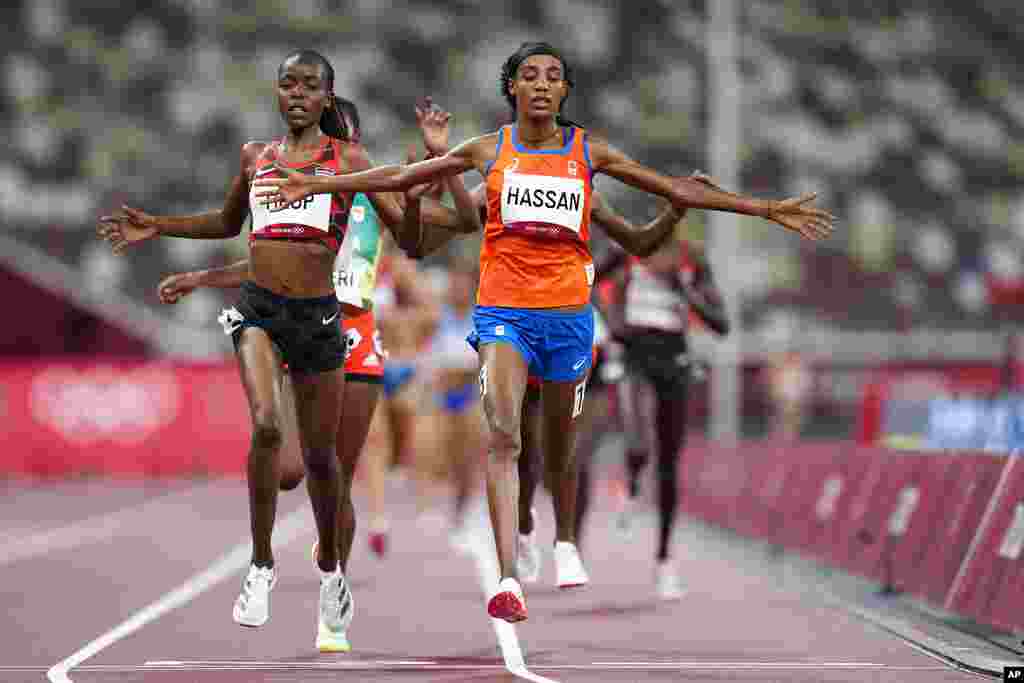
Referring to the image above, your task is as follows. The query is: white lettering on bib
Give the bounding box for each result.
[250,183,331,233]
[500,171,585,239]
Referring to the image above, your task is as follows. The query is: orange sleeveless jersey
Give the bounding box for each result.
[478,125,594,308]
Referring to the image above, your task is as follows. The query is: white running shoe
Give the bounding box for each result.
[233,564,277,627]
[655,560,686,601]
[554,541,589,588]
[517,531,541,584]
[318,567,354,636]
[316,619,352,653]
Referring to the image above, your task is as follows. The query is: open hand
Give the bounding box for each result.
[157,272,199,304]
[765,193,834,241]
[415,96,452,157]
[251,164,316,207]
[97,206,159,253]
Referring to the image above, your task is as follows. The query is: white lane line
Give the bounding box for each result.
[464,502,558,683]
[124,660,933,671]
[46,505,312,683]
[0,662,952,673]
[0,487,189,568]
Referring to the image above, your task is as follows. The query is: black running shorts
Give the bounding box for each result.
[220,281,346,375]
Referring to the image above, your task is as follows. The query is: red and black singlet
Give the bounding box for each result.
[248,136,351,252]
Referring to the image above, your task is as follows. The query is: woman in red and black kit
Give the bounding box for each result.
[597,233,730,601]
[97,50,473,651]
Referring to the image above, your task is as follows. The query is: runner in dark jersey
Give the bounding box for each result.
[97,51,475,650]
[598,235,730,600]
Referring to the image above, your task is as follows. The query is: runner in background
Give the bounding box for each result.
[596,233,730,600]
[422,258,486,550]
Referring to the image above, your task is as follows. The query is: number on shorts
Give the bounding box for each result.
[572,380,587,419]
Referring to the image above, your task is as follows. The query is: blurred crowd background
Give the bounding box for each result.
[3,0,1024,443]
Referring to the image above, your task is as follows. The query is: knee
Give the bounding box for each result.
[279,467,305,491]
[251,414,284,452]
[487,415,522,463]
[303,447,338,481]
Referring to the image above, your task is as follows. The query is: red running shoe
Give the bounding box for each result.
[487,578,528,623]
[368,531,388,558]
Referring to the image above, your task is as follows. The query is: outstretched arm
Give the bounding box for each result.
[98,143,259,252]
[341,143,481,239]
[157,259,250,304]
[591,191,684,258]
[253,135,494,202]
[588,138,833,241]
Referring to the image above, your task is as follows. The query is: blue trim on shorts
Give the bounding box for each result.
[382,362,416,398]
[436,383,477,413]
[470,305,594,382]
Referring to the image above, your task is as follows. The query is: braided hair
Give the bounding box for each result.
[278,49,350,141]
[499,42,582,129]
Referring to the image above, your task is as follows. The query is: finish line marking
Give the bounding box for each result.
[137,660,932,671]
[46,505,313,683]
[464,503,557,683]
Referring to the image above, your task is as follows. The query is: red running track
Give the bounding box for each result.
[0,477,980,682]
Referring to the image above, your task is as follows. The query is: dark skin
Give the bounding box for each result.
[98,64,475,574]
[254,54,832,587]
[402,103,696,582]
[157,260,380,573]
[97,58,359,573]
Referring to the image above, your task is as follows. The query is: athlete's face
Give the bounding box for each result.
[510,54,569,121]
[276,59,331,131]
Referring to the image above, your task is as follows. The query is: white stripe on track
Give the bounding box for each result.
[0,487,189,568]
[47,505,312,683]
[463,502,559,683]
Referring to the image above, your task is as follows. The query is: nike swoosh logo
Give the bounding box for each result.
[322,312,339,325]
[253,167,277,178]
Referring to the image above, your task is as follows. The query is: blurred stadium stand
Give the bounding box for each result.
[2,0,1024,363]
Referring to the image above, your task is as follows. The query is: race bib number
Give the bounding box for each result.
[501,171,585,239]
[250,185,331,233]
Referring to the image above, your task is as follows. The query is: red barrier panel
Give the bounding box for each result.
[0,360,250,477]
[885,453,962,594]
[680,439,750,529]
[807,445,879,566]
[917,453,1005,605]
[947,455,1024,632]
[945,456,1019,624]
[731,441,793,541]
[772,443,844,554]
[847,452,930,582]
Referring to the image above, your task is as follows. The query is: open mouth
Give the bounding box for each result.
[530,98,551,108]
[288,105,307,113]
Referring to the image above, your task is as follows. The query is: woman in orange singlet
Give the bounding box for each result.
[253,42,833,623]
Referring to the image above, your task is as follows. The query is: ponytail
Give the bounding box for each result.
[320,95,350,141]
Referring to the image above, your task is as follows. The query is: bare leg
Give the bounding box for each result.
[291,367,345,572]
[335,379,381,572]
[479,343,529,579]
[236,328,288,569]
[517,385,543,535]
[277,373,306,491]
[539,379,584,544]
